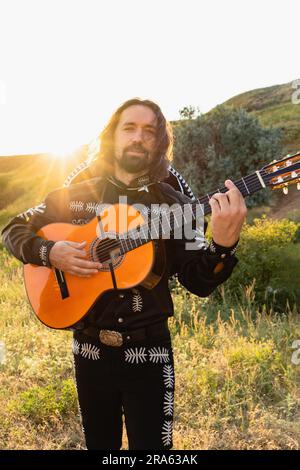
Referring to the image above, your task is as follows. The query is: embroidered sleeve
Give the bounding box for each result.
[1,188,66,267]
[165,191,238,297]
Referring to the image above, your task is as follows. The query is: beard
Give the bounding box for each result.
[116,147,151,174]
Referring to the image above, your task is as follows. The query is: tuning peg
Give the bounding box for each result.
[292,171,297,178]
[297,182,300,190]
[283,186,289,195]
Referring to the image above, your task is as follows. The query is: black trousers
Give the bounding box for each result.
[72,329,175,450]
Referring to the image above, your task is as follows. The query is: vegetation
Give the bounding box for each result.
[223,81,300,153]
[209,216,300,310]
[0,80,299,449]
[0,248,299,450]
[173,105,282,206]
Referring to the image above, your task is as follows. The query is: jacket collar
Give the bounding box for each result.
[106,173,156,192]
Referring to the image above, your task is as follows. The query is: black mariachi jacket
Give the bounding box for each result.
[1,175,239,331]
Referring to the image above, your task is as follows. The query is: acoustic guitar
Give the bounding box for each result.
[23,151,300,329]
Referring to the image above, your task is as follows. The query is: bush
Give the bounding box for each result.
[172,106,282,207]
[219,216,300,310]
[15,379,78,423]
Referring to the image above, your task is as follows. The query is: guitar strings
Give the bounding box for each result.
[85,167,293,258]
[123,172,266,241]
[83,165,298,261]
[107,164,297,245]
[93,239,121,258]
[85,165,298,259]
[89,172,266,259]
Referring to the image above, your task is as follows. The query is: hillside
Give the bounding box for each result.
[219,80,300,220]
[222,81,300,153]
[0,80,299,229]
[0,147,88,227]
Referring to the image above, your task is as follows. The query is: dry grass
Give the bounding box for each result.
[1,249,300,450]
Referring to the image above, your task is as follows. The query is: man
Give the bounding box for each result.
[1,98,247,450]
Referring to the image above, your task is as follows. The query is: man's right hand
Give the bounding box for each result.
[48,240,102,277]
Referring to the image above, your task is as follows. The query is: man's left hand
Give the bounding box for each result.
[208,179,247,247]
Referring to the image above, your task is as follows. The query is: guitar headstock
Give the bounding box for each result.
[261,150,300,194]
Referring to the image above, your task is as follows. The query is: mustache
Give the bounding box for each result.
[125,145,147,154]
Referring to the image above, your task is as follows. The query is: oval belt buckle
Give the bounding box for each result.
[99,330,123,347]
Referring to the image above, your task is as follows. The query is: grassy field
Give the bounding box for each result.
[1,248,300,450]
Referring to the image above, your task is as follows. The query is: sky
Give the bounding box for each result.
[0,0,299,156]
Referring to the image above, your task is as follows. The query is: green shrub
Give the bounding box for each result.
[173,106,282,207]
[214,217,300,310]
[15,379,78,423]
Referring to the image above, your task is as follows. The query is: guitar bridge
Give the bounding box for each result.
[54,268,70,299]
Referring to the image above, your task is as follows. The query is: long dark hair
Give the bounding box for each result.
[90,98,173,182]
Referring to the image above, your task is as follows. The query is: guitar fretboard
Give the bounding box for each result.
[113,169,267,255]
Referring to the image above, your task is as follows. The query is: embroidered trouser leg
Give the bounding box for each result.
[73,333,175,450]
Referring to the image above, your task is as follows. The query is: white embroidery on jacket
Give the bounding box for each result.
[38,244,48,266]
[80,343,100,360]
[132,289,143,312]
[163,364,174,389]
[193,225,207,249]
[230,245,238,255]
[72,339,80,355]
[168,165,195,199]
[208,241,217,253]
[151,206,161,216]
[163,390,174,417]
[63,161,90,187]
[19,202,46,221]
[139,206,150,217]
[124,347,147,364]
[85,202,101,214]
[69,201,84,212]
[161,420,173,447]
[148,346,170,364]
[71,218,89,225]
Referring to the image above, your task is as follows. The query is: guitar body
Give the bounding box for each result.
[23,204,155,329]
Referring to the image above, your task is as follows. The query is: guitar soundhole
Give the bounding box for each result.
[89,233,124,271]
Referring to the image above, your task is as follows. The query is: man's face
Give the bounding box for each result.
[113,105,158,174]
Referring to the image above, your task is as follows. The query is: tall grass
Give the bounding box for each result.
[0,249,300,449]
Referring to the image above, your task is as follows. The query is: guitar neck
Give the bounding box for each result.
[118,169,267,254]
[194,169,266,216]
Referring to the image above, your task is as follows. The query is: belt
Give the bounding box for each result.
[78,320,170,347]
